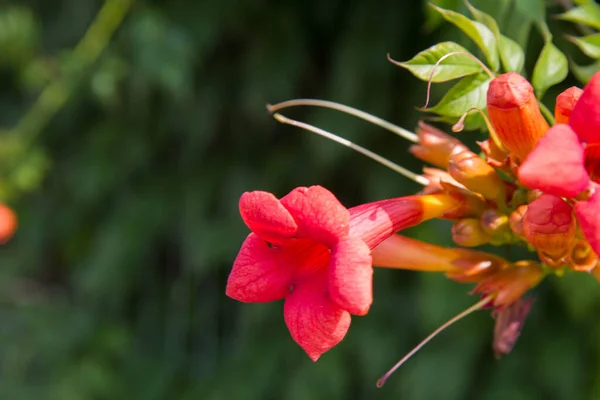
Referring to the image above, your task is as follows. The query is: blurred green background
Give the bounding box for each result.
[1,0,600,399]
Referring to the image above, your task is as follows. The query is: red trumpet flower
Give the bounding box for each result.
[227,185,459,360]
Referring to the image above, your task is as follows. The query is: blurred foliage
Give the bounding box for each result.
[0,0,598,399]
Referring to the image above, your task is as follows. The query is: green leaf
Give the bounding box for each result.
[423,0,461,32]
[514,0,551,41]
[396,42,482,83]
[430,5,499,71]
[427,73,492,118]
[532,41,568,99]
[465,1,525,72]
[557,4,600,30]
[567,33,600,59]
[513,0,546,25]
[497,35,525,72]
[570,59,600,83]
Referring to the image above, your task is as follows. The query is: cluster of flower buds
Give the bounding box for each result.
[226,70,600,385]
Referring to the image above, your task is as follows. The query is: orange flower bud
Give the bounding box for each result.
[419,168,488,219]
[452,218,492,247]
[0,204,17,244]
[372,234,506,281]
[555,86,583,124]
[592,263,600,284]
[480,209,509,239]
[522,194,576,266]
[473,261,544,308]
[448,149,507,206]
[570,239,597,272]
[477,139,508,169]
[409,122,469,169]
[420,168,465,195]
[509,205,527,240]
[487,73,549,163]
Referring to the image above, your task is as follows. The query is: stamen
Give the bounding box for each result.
[267,99,419,143]
[388,52,494,110]
[453,107,508,153]
[270,111,430,186]
[376,294,494,388]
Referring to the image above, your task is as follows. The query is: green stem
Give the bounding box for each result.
[12,0,135,143]
[538,101,555,126]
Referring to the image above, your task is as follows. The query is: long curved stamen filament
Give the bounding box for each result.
[270,111,429,186]
[376,294,494,388]
[267,99,419,143]
[388,52,494,110]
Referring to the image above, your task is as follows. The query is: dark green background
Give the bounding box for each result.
[0,0,599,399]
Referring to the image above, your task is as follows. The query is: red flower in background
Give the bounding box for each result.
[0,204,17,244]
[227,185,459,360]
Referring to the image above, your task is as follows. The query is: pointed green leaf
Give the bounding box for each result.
[568,33,600,59]
[514,0,551,41]
[430,5,499,71]
[424,0,461,32]
[532,41,568,99]
[428,73,492,118]
[557,4,600,30]
[465,1,525,72]
[571,59,600,84]
[514,0,546,26]
[497,35,525,72]
[396,42,481,83]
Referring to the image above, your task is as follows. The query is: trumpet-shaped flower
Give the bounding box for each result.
[227,185,460,360]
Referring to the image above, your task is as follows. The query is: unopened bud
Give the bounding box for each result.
[477,139,508,169]
[409,122,469,169]
[555,86,583,124]
[493,298,534,358]
[522,194,576,266]
[452,218,492,247]
[570,239,597,272]
[509,205,527,240]
[487,73,549,163]
[448,149,507,206]
[473,261,544,308]
[480,209,509,238]
[420,168,465,195]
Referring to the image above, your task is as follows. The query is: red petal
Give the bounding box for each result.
[585,143,600,182]
[570,71,600,144]
[239,191,298,244]
[280,186,349,247]
[328,237,373,315]
[226,233,294,302]
[284,274,351,361]
[518,124,590,198]
[574,189,600,257]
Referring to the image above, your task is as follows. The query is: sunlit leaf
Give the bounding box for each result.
[532,41,568,99]
[427,73,492,119]
[557,3,600,30]
[396,41,482,82]
[567,33,600,59]
[429,5,499,71]
[465,1,525,72]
